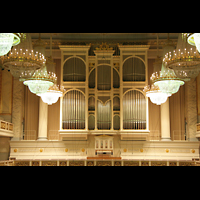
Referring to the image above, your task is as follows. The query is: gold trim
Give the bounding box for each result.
[123,148,127,152]
[81,148,85,152]
[191,149,195,153]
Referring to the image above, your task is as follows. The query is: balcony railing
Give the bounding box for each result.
[0,120,14,137]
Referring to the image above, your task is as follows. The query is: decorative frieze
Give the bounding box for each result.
[59,161,67,166]
[124,161,139,166]
[69,161,84,166]
[151,161,167,166]
[141,161,149,166]
[169,162,177,166]
[96,161,112,166]
[179,161,194,166]
[87,161,94,166]
[14,161,29,166]
[32,161,39,166]
[42,161,57,166]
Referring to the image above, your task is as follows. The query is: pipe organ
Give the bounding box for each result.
[60,44,149,137]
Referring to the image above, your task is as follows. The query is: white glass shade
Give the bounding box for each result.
[154,80,184,95]
[188,33,200,53]
[0,33,20,56]
[146,91,170,105]
[23,80,53,95]
[38,90,62,105]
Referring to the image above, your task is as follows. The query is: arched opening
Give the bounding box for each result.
[88,115,95,130]
[113,96,120,111]
[97,65,111,90]
[88,96,95,111]
[113,68,120,88]
[123,57,145,81]
[113,115,120,130]
[97,100,111,130]
[62,90,85,129]
[63,57,86,81]
[89,68,95,88]
[123,90,146,129]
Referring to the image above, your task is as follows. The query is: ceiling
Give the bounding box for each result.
[30,33,179,49]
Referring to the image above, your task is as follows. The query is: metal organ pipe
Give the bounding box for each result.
[123,90,146,130]
[62,90,85,129]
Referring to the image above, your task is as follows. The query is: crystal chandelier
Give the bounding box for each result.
[163,33,200,80]
[36,33,64,105]
[143,33,171,105]
[2,33,45,79]
[144,84,171,105]
[151,69,184,95]
[187,33,200,53]
[38,84,65,105]
[0,33,21,56]
[23,67,56,95]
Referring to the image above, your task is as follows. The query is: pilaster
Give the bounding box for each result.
[11,78,24,140]
[185,79,198,141]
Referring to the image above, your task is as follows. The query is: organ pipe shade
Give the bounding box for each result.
[63,57,86,81]
[123,90,146,129]
[123,57,145,81]
[62,90,85,129]
[97,100,111,130]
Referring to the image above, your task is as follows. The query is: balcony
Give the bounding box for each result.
[0,120,14,137]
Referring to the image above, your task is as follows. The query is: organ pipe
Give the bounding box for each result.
[123,90,146,129]
[62,90,85,129]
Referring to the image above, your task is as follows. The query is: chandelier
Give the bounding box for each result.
[2,33,45,79]
[36,33,64,105]
[187,33,200,53]
[144,84,171,105]
[38,84,65,105]
[151,69,184,95]
[163,33,200,80]
[0,33,21,56]
[23,67,56,95]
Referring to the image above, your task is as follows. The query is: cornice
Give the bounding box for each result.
[32,39,178,50]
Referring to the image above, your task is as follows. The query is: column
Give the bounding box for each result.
[12,78,24,141]
[185,79,198,141]
[161,98,171,141]
[160,40,173,141]
[38,97,48,140]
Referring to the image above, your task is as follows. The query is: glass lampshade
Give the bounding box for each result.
[150,69,185,95]
[146,91,169,105]
[144,84,171,105]
[37,84,64,105]
[154,80,184,94]
[23,67,56,95]
[24,79,54,95]
[188,33,200,53]
[0,33,21,56]
[39,90,62,105]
